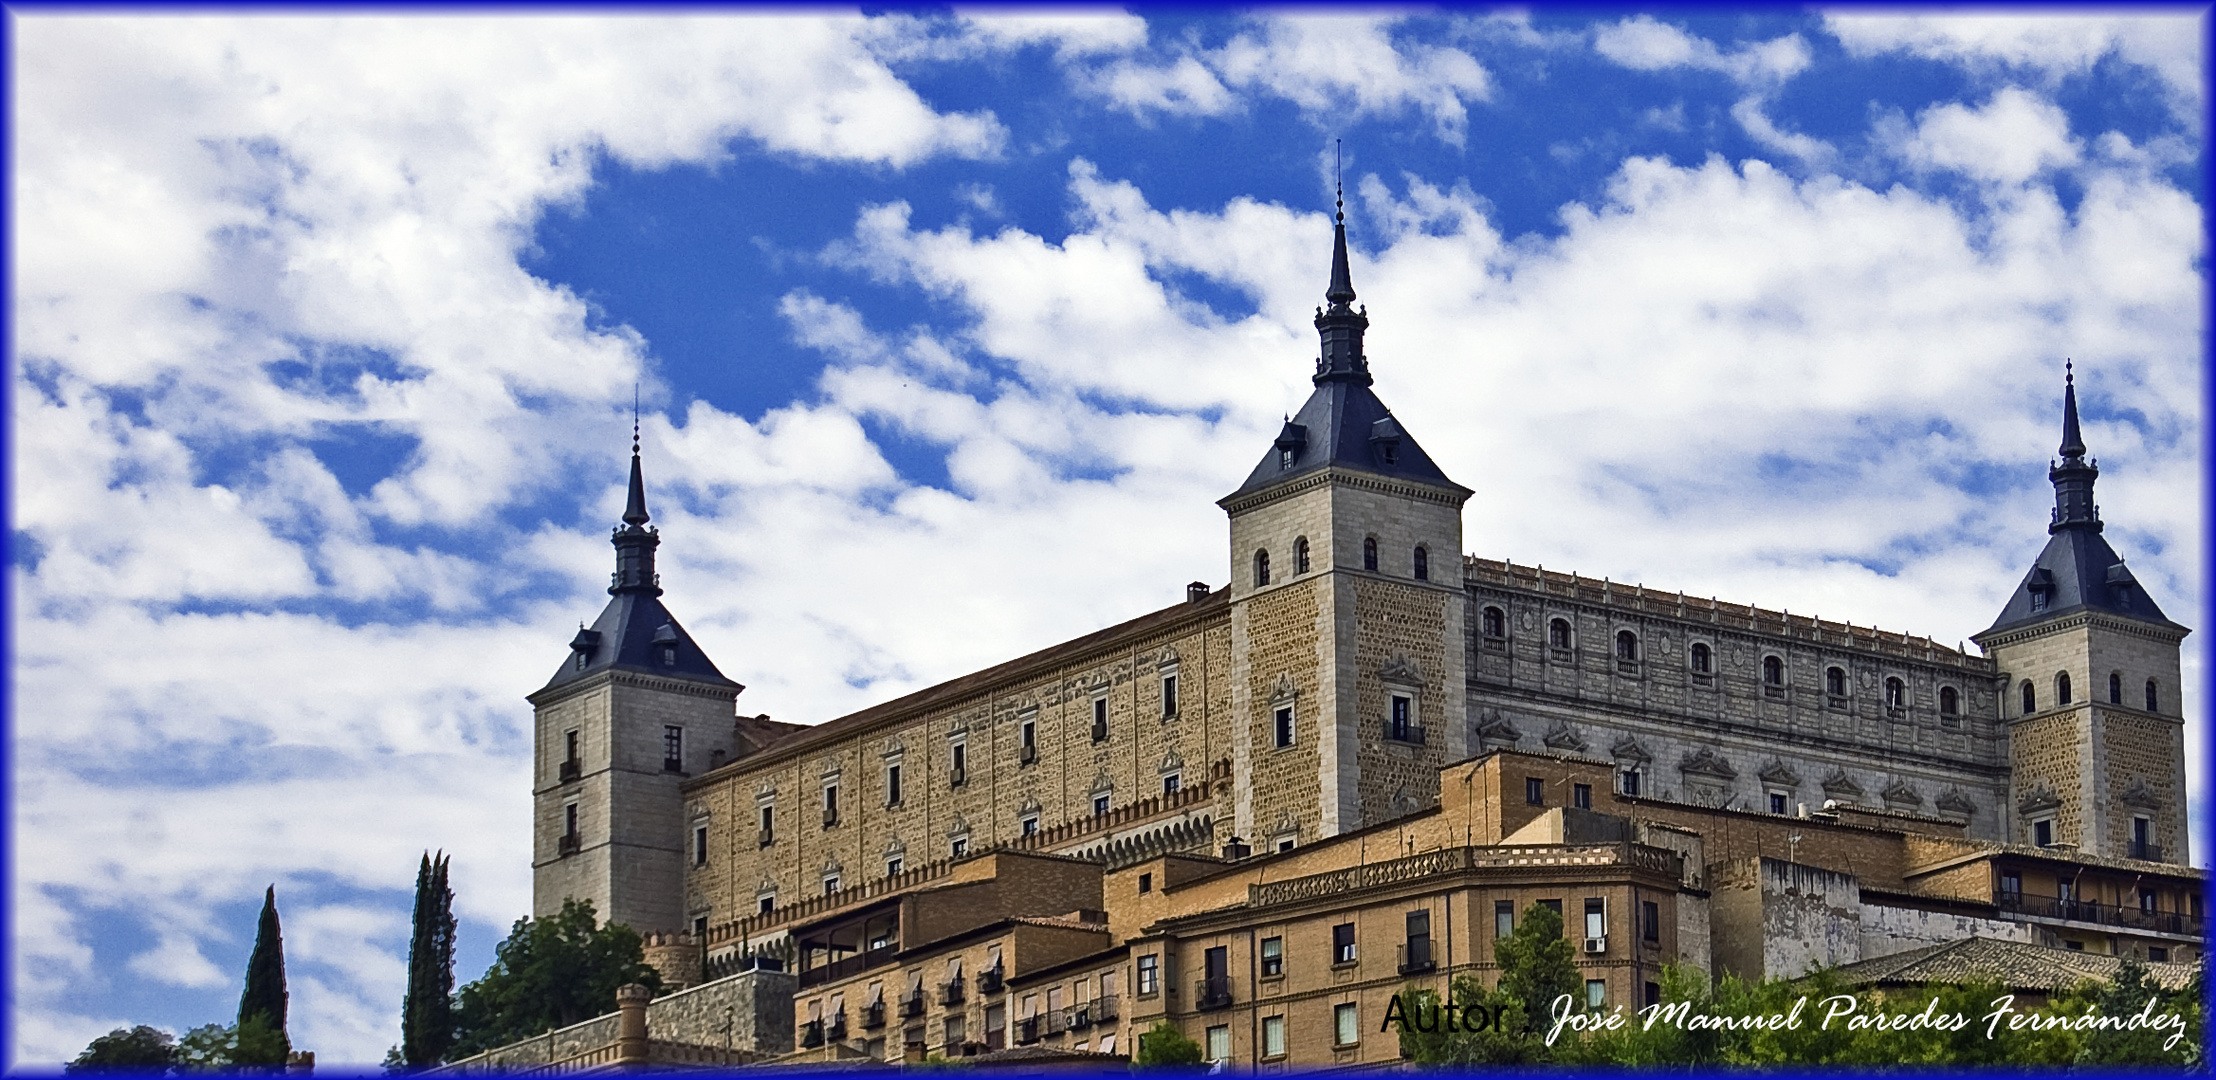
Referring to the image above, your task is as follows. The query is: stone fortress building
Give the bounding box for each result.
[513,197,2199,1066]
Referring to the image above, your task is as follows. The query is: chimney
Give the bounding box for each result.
[1221,837,1251,861]
[1187,581,1211,604]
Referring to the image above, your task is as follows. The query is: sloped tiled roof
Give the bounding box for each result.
[1836,936,2197,993]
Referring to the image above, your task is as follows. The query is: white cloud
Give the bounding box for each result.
[1079,15,1490,144]
[1591,16,1831,169]
[1884,86,2083,185]
[1825,12,2205,120]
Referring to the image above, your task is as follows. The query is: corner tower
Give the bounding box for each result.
[1221,195,1472,848]
[1971,366,2189,864]
[530,433,744,933]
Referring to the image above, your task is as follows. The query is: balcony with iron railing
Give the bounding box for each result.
[797,942,899,989]
[900,990,926,1019]
[1195,975,1233,1011]
[862,1001,885,1030]
[942,977,967,1007]
[558,758,581,784]
[1015,1017,1040,1045]
[1397,938,1436,974]
[801,1020,825,1049]
[1383,719,1426,746]
[557,832,580,857]
[977,966,1005,994]
[1997,893,2204,937]
[826,1010,848,1042]
[2131,841,2165,862]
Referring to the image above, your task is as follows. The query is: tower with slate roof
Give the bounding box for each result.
[529,432,745,933]
[1221,191,1473,848]
[1971,366,2189,864]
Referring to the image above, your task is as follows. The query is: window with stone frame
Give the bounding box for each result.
[1363,536,1378,571]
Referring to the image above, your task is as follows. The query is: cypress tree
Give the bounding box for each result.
[402,852,457,1066]
[236,884,291,1065]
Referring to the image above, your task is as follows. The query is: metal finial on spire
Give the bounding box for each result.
[1335,139,1344,222]
[1324,143,1356,309]
[2058,359,2086,461]
[623,393,651,527]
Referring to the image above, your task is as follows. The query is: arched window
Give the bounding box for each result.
[1294,536,1311,575]
[1363,536,1378,572]
[2021,680,2036,716]
[2146,679,2159,713]
[1762,656,1785,686]
[1825,666,1847,697]
[2109,672,2122,705]
[1615,630,1639,661]
[1482,606,1505,638]
[1549,619,1573,649]
[1253,549,1271,588]
[1690,643,1712,674]
[1413,545,1429,581]
[1884,677,1906,710]
[2055,671,2072,706]
[1939,686,1959,716]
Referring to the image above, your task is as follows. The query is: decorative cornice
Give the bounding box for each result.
[1218,463,1470,516]
[1679,748,1738,781]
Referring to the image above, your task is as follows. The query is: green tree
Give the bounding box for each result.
[172,1024,236,1072]
[235,885,291,1066]
[1495,902,1581,1035]
[65,1026,176,1072]
[2065,956,2198,1065]
[1133,1020,1203,1066]
[401,851,457,1067]
[1395,977,1546,1065]
[448,898,662,1057]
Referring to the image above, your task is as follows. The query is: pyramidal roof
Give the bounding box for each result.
[1223,199,1467,503]
[1978,366,2180,639]
[536,439,738,697]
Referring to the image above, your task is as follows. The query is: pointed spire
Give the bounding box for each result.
[2058,360,2086,461]
[1327,145,1356,308]
[623,405,650,527]
[1312,142,1371,387]
[2048,360,2101,534]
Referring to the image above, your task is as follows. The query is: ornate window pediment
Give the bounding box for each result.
[2120,777,2162,810]
[1610,737,1652,765]
[1269,673,1298,706]
[1378,653,1426,688]
[821,853,844,877]
[1542,720,1588,753]
[1757,759,1799,787]
[1018,795,1042,817]
[1158,646,1180,671]
[1679,748,1738,780]
[1089,770,1115,796]
[1475,708,1523,748]
[2017,783,2061,816]
[947,814,971,838]
[1271,809,1300,839]
[1935,789,1976,818]
[882,738,905,761]
[755,785,778,805]
[1158,748,1185,775]
[883,835,907,858]
[1821,769,1864,800]
[1881,780,1923,811]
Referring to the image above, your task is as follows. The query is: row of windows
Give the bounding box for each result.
[1253,537,1430,587]
[2019,672,2161,715]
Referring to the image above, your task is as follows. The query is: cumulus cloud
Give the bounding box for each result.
[1591,15,1831,170]
[1825,12,2205,120]
[1881,86,2083,185]
[1079,14,1490,144]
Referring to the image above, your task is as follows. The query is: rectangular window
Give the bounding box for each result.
[1541,898,1563,934]
[1573,783,1592,810]
[1641,900,1659,942]
[1021,815,1038,836]
[1333,1002,1358,1047]
[2140,887,2158,913]
[1139,872,1153,894]
[759,805,774,845]
[694,916,709,938]
[1094,793,1111,816]
[1495,900,1514,939]
[1259,936,1283,977]
[951,742,966,785]
[951,837,968,858]
[1093,697,1108,740]
[565,729,579,763]
[2000,872,2021,896]
[2150,947,2170,963]
[564,803,578,838]
[663,726,684,772]
[1163,774,1180,795]
[1585,898,1605,939]
[887,763,902,806]
[1163,675,1178,719]
[1586,980,1606,1011]
[1526,777,1545,805]
[2033,819,2053,847]
[1205,1025,1229,1063]
[1390,695,1411,739]
[1621,770,1641,797]
[887,856,903,876]
[1274,706,1294,748]
[1644,981,1661,1009]
[1262,1015,1286,1057]
[759,895,775,915]
[693,825,709,866]
[1021,719,1035,748]
[823,785,839,823]
[1769,792,1787,815]
[1137,954,1159,996]
[1331,922,1356,964]
[824,876,840,895]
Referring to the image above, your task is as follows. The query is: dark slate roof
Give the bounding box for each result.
[1224,378,1464,501]
[537,591,738,695]
[1980,527,2178,637]
[1835,936,2198,993]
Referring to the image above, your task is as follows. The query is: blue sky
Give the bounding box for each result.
[9,9,2205,1067]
